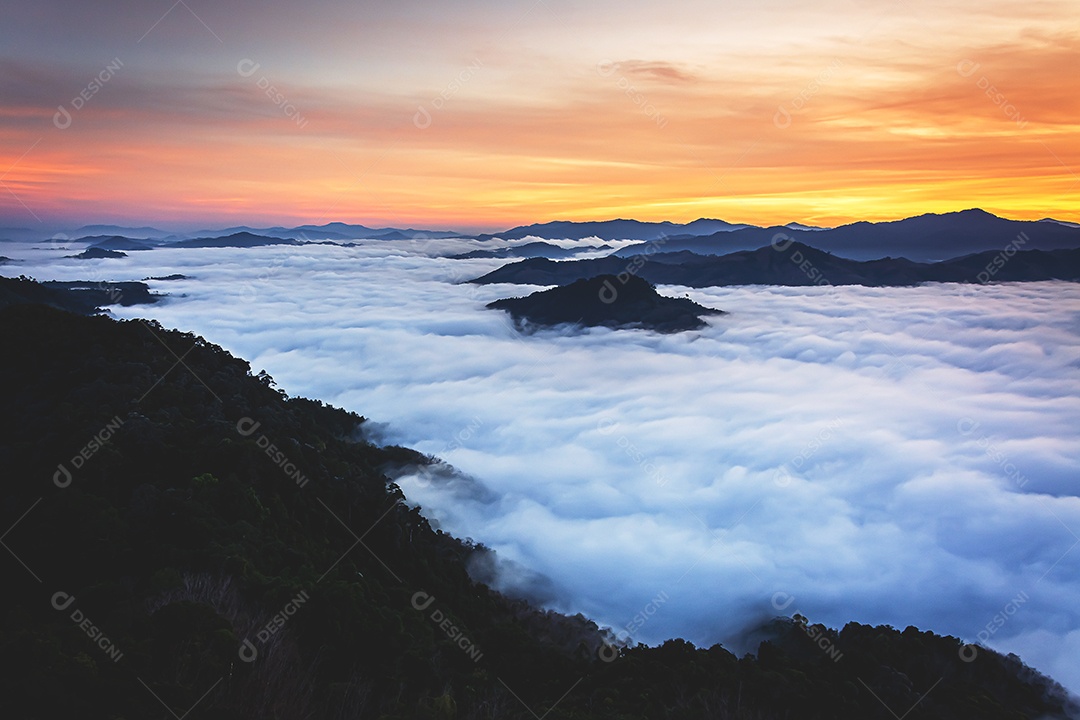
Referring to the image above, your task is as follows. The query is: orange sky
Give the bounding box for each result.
[0,0,1077,231]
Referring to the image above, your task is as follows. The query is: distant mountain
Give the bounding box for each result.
[75,224,176,240]
[365,228,463,240]
[449,241,610,260]
[478,218,747,241]
[84,235,157,251]
[183,224,463,242]
[168,232,302,249]
[205,226,358,241]
[0,226,43,242]
[616,209,1080,261]
[488,274,725,332]
[291,223,462,240]
[473,242,1080,287]
[1042,218,1080,229]
[66,247,127,259]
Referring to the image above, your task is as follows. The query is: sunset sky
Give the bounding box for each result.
[1,0,1077,232]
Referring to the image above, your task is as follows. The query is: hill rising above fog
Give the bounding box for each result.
[487,274,725,332]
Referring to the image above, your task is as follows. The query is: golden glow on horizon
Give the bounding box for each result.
[1,0,1077,230]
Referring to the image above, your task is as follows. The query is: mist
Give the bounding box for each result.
[9,239,1080,692]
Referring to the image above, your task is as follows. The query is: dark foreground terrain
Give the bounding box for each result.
[0,282,1075,719]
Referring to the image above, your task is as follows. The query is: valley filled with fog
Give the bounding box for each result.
[11,238,1080,692]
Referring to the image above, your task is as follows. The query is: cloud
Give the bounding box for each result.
[9,240,1080,694]
[4,5,1079,229]
[612,60,698,83]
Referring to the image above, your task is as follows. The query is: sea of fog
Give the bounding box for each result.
[8,239,1080,693]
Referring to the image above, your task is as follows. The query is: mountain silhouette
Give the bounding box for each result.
[487,274,725,332]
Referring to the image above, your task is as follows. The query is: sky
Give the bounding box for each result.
[1,0,1078,232]
[8,239,1080,693]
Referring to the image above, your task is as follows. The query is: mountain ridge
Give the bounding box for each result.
[473,242,1080,287]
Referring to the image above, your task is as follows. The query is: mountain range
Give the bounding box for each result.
[475,218,751,241]
[472,242,1080,287]
[6,210,1076,262]
[610,209,1080,262]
